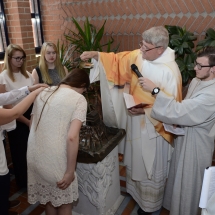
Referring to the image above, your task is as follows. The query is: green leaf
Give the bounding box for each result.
[195,45,203,52]
[178,46,184,55]
[188,70,196,78]
[187,41,194,49]
[176,59,186,71]
[181,72,190,85]
[171,39,181,46]
[188,35,197,41]
[206,28,215,39]
[203,39,214,46]
[84,18,92,47]
[72,17,87,42]
[182,42,189,48]
[187,63,195,70]
[210,40,215,47]
[165,25,178,35]
[171,35,182,40]
[197,39,209,46]
[94,20,106,48]
[184,53,196,64]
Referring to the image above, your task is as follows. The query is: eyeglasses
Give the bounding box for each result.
[10,56,26,62]
[139,41,162,52]
[194,61,215,70]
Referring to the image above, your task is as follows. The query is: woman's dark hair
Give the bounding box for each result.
[60,68,90,89]
[36,68,90,130]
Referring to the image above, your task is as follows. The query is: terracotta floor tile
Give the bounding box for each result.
[17,195,28,202]
[160,207,170,215]
[126,198,136,210]
[120,165,126,177]
[120,180,126,188]
[119,153,124,162]
[21,191,28,198]
[6,154,173,215]
[119,165,124,171]
[121,207,135,215]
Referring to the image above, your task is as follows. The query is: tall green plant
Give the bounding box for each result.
[165,25,197,85]
[58,17,120,71]
[58,17,120,114]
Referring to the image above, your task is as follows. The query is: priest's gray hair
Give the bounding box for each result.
[142,26,169,49]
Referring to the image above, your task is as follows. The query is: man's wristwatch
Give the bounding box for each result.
[151,87,160,95]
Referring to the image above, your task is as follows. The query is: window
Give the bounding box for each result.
[30,0,44,54]
[0,0,9,59]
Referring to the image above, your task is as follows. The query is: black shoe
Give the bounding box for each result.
[137,207,151,215]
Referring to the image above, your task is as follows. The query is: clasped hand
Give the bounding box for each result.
[138,77,156,92]
[128,78,157,115]
[57,172,75,190]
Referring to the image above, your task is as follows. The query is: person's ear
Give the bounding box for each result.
[211,66,215,73]
[157,47,164,55]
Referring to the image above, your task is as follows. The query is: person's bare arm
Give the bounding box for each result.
[0,84,13,110]
[9,84,47,127]
[80,51,99,61]
[17,115,30,126]
[0,84,6,94]
[32,69,39,84]
[57,119,82,190]
[0,87,45,125]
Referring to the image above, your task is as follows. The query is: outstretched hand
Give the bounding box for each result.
[80,51,99,61]
[32,87,46,96]
[57,172,75,190]
[138,77,157,92]
[28,84,48,92]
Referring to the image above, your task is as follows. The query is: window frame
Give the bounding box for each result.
[0,0,9,60]
[30,0,44,54]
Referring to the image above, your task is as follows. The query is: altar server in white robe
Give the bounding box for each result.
[80,26,182,214]
[139,46,215,215]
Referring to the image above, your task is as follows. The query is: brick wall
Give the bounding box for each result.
[1,0,37,72]
[40,0,215,52]
[2,0,215,72]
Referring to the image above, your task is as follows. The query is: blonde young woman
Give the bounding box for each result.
[32,42,68,86]
[0,44,35,188]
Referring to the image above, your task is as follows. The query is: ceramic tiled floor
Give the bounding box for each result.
[7,148,214,215]
[8,163,170,215]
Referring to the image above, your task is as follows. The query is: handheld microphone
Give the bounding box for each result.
[131,64,143,78]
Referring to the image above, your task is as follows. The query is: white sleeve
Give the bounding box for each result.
[151,90,215,126]
[89,56,100,83]
[71,96,87,124]
[0,86,30,106]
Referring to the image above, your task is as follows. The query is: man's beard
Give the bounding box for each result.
[197,69,210,81]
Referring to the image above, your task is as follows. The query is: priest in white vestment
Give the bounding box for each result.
[80,26,182,214]
[139,46,215,215]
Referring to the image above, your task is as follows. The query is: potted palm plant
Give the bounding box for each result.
[58,17,124,163]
